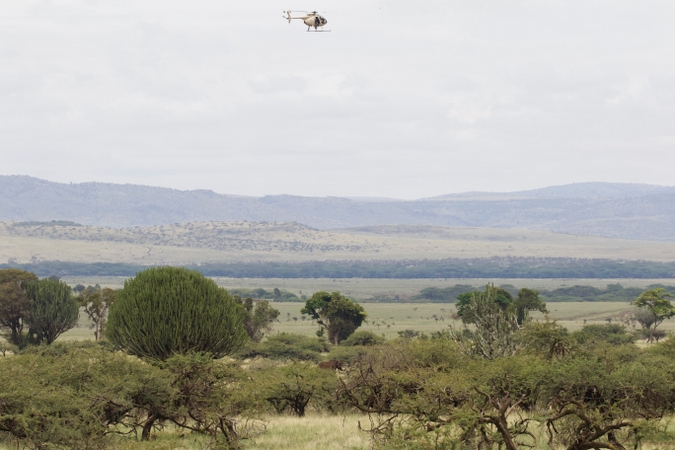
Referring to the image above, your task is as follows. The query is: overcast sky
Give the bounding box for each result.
[1,0,674,199]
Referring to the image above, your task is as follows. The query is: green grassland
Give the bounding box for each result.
[62,276,675,301]
[60,300,664,342]
[4,221,675,265]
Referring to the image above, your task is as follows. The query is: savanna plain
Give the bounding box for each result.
[11,277,666,449]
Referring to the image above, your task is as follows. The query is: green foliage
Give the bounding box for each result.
[24,277,79,345]
[236,333,329,361]
[517,319,572,358]
[0,268,38,345]
[0,343,173,449]
[238,298,280,342]
[397,329,421,339]
[80,286,117,341]
[10,257,675,279]
[255,362,340,416]
[634,288,675,342]
[451,285,521,359]
[301,291,367,345]
[0,342,261,448]
[414,285,475,302]
[340,330,385,346]
[106,266,248,360]
[0,341,18,356]
[572,323,637,346]
[228,287,301,302]
[457,286,509,322]
[156,353,257,445]
[513,287,547,324]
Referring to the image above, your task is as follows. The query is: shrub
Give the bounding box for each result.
[236,333,329,362]
[341,330,385,346]
[571,324,636,346]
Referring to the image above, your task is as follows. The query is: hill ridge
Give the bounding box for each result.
[2,175,675,241]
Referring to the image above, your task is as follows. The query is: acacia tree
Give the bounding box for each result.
[452,286,522,360]
[0,269,38,345]
[633,288,675,343]
[24,278,79,345]
[301,291,367,345]
[106,267,248,360]
[80,287,116,341]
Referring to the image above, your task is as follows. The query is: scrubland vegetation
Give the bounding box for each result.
[4,268,675,449]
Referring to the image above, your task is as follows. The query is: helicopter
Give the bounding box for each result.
[283,10,330,32]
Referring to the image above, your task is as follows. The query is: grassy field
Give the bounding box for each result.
[54,276,674,342]
[62,276,675,301]
[4,220,675,264]
[60,300,657,342]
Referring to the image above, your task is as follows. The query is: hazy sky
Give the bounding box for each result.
[1,0,674,199]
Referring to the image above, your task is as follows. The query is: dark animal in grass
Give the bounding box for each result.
[318,359,343,370]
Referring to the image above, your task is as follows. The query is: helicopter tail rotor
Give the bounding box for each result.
[283,11,292,23]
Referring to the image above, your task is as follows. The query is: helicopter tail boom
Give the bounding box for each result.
[283,11,293,23]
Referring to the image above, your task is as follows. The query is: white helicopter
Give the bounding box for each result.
[283,10,330,32]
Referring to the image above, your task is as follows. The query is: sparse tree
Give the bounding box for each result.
[452,285,521,359]
[80,287,116,341]
[240,297,280,342]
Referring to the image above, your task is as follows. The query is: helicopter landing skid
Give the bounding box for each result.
[308,29,331,32]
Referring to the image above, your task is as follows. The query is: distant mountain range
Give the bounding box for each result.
[2,175,675,241]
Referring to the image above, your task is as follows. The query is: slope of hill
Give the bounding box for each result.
[2,176,675,240]
[3,221,675,266]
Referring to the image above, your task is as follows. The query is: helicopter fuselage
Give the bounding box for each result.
[303,15,327,29]
[283,11,328,31]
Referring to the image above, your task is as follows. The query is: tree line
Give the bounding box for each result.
[413,283,675,303]
[3,256,675,278]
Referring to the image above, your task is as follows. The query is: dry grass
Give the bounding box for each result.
[242,414,370,450]
[3,220,675,264]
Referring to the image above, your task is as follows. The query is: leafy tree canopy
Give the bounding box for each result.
[633,288,675,342]
[301,291,367,345]
[0,269,38,345]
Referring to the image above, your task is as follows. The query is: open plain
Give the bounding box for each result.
[4,221,675,265]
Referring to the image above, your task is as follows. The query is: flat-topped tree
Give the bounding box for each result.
[106,267,248,360]
[634,288,675,343]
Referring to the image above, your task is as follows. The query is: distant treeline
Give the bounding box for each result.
[2,257,675,279]
[227,287,303,302]
[410,283,675,303]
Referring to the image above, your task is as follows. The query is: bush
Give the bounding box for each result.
[571,324,636,346]
[106,267,248,360]
[236,333,329,362]
[254,362,341,416]
[341,330,385,346]
[0,345,173,449]
[327,345,373,366]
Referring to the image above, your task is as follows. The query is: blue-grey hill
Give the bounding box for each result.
[1,175,674,241]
